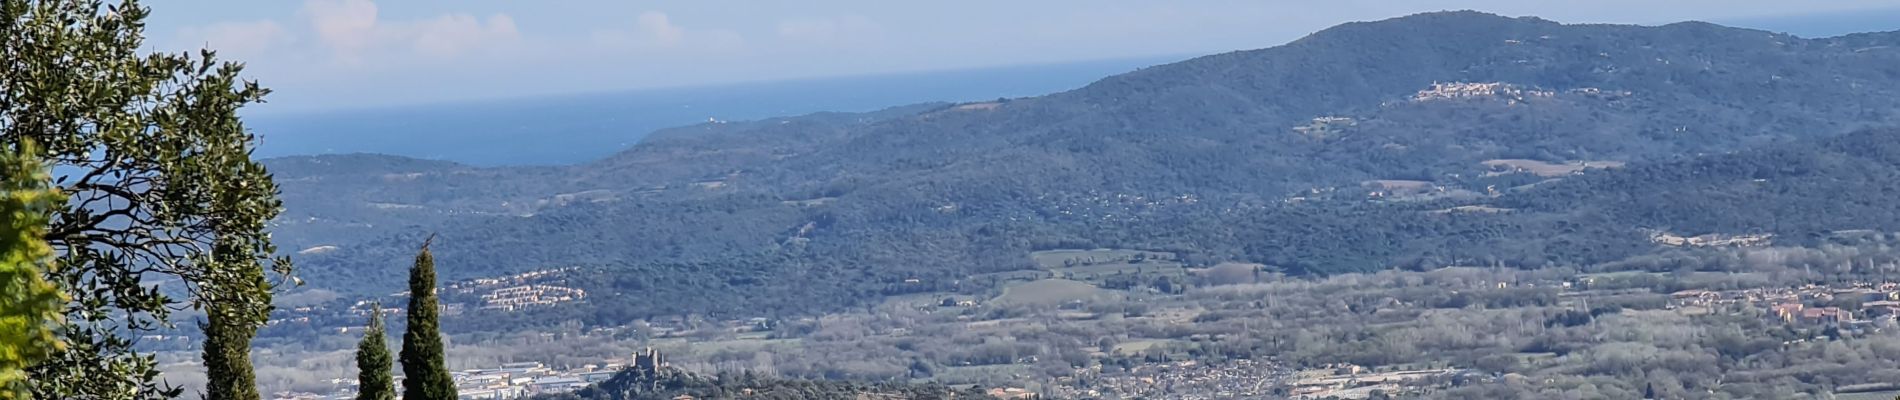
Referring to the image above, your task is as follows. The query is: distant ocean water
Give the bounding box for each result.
[243,8,1900,168]
[1717,7,1900,38]
[247,56,1182,166]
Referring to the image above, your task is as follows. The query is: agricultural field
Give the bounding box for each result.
[1029,249,1178,269]
[1025,248,1189,285]
[1362,179,1434,193]
[1480,159,1625,177]
[1051,262,1187,280]
[930,364,1035,386]
[1834,390,1900,400]
[1107,339,1182,356]
[993,279,1115,306]
[1430,205,1512,214]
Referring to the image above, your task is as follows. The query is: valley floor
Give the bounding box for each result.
[164,235,1900,399]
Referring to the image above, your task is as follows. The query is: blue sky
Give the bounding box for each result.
[146,1,1900,112]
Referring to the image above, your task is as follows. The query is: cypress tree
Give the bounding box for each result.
[400,242,456,400]
[355,304,395,400]
[201,302,261,400]
[201,239,272,400]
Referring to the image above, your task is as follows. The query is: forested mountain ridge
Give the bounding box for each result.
[270,11,1900,320]
[769,11,1900,195]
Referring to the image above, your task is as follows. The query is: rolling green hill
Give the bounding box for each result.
[269,11,1900,321]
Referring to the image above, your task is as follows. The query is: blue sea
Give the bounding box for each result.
[247,56,1182,166]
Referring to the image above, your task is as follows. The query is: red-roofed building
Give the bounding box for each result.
[1772,303,1804,323]
[1800,307,1850,324]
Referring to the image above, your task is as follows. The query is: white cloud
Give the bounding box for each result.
[303,0,377,62]
[176,20,290,58]
[411,14,519,57]
[299,0,520,64]
[636,12,685,46]
[776,15,879,44]
[593,11,743,51]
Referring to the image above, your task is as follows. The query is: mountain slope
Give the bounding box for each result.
[758,11,1900,196]
[272,12,1900,319]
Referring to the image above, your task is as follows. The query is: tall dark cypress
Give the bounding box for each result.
[202,243,270,400]
[200,303,261,400]
[399,243,456,400]
[354,304,395,400]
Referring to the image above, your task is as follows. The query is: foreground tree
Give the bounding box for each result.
[401,243,456,400]
[355,304,395,400]
[200,306,261,400]
[200,252,271,400]
[2,0,289,398]
[0,144,64,398]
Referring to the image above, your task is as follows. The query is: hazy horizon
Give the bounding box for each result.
[154,2,1900,115]
[246,55,1183,165]
[236,6,1900,166]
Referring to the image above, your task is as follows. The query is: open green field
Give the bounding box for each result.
[1030,248,1176,269]
[1029,248,1188,285]
[994,279,1112,305]
[1511,352,1559,365]
[1052,261,1187,280]
[969,270,1055,283]
[977,264,1188,282]
[1576,271,1667,279]
[960,249,1195,289]
[1109,339,1182,355]
[881,292,965,309]
[930,364,1034,385]
[1833,390,1900,400]
[975,248,1190,287]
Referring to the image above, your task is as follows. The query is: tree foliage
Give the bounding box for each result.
[200,306,260,400]
[1,0,288,398]
[354,303,394,400]
[400,245,455,400]
[0,143,63,399]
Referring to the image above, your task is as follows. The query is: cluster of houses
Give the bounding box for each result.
[1408,81,1555,103]
[1669,282,1900,328]
[1292,116,1356,139]
[1051,360,1459,400]
[278,269,590,333]
[984,387,1038,399]
[441,269,590,313]
[1286,364,1466,399]
[479,284,587,312]
[451,268,577,291]
[1649,231,1774,248]
[444,360,615,399]
[1047,359,1292,400]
